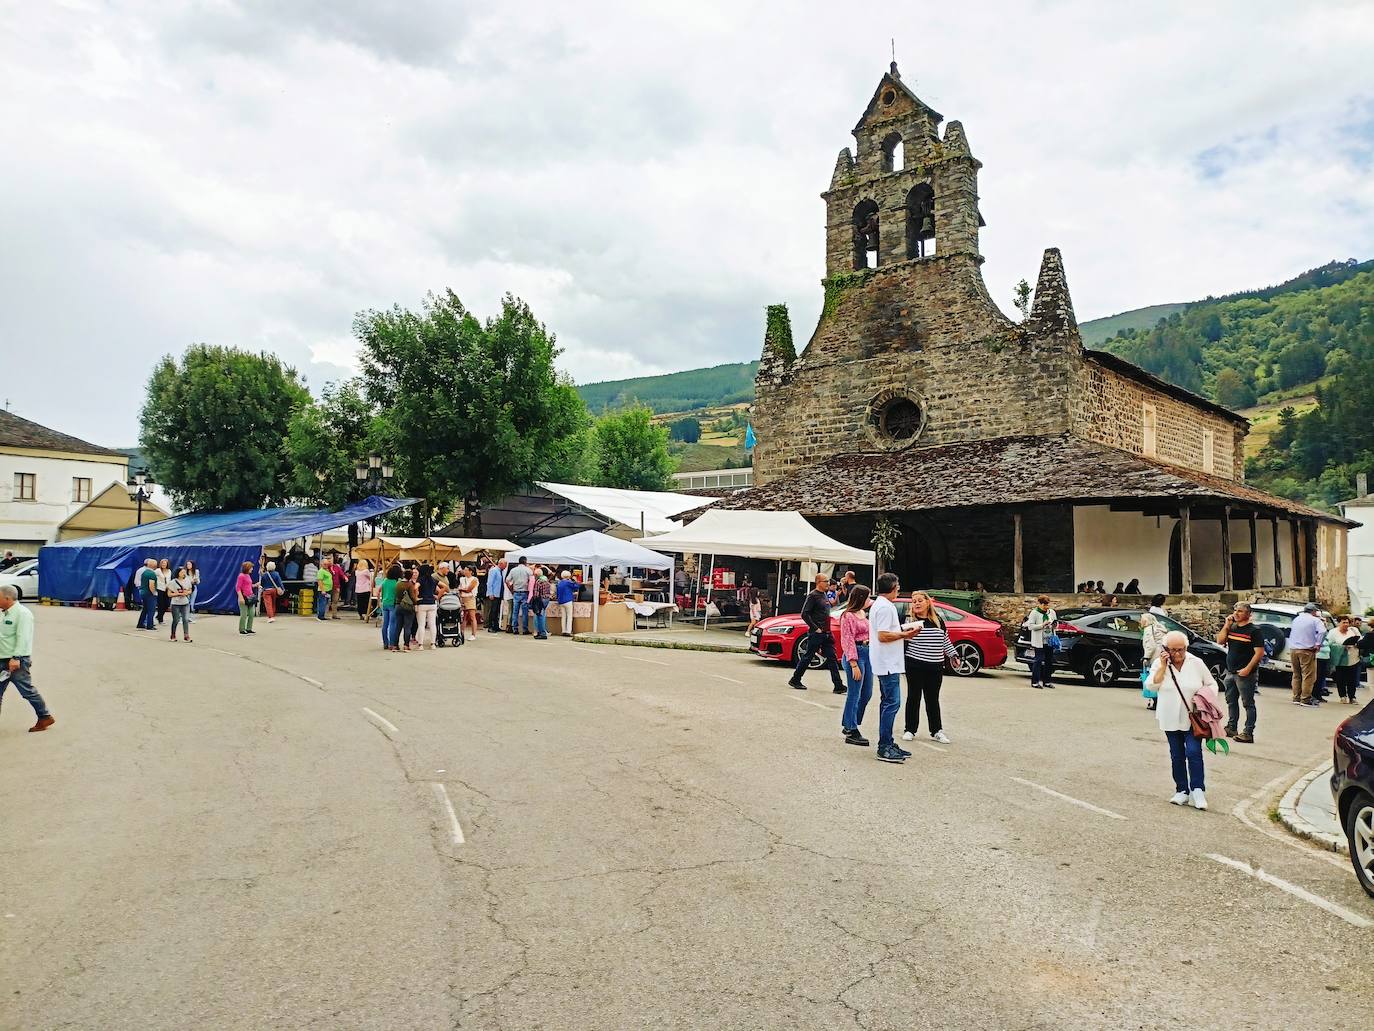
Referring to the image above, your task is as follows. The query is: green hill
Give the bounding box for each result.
[576,361,758,414]
[1079,304,1187,346]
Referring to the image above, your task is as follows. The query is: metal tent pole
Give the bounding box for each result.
[703,552,715,629]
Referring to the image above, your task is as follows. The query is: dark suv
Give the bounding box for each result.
[1015,607,1227,686]
[1331,698,1374,899]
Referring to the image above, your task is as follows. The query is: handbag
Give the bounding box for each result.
[1167,663,1210,740]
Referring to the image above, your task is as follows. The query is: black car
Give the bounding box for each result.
[1014,607,1227,686]
[1331,698,1374,899]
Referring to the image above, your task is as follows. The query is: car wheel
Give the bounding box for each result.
[951,641,983,677]
[1208,660,1226,683]
[807,648,825,670]
[1346,791,1374,900]
[1086,652,1121,686]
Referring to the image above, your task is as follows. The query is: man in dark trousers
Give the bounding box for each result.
[788,573,846,693]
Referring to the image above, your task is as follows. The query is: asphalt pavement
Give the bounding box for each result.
[1,607,1371,1030]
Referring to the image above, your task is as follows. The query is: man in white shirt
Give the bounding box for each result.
[868,572,920,763]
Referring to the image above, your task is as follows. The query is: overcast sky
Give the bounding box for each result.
[4,1,1373,446]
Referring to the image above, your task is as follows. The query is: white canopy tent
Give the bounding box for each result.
[536,481,718,536]
[515,530,674,631]
[634,510,876,626]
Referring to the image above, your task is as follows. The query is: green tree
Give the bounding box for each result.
[140,344,311,510]
[284,379,391,507]
[590,407,676,490]
[355,290,588,526]
[1212,367,1256,410]
[1012,279,1032,321]
[1277,340,1325,388]
[670,417,702,443]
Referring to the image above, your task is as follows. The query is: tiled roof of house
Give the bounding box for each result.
[0,409,129,460]
[691,433,1350,525]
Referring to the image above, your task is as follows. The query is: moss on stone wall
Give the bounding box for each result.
[821,270,875,321]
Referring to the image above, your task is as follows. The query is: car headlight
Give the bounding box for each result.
[763,626,790,635]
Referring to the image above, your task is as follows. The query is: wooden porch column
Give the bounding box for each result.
[1220,506,1233,592]
[1012,511,1025,594]
[1271,515,1283,587]
[1248,512,1259,591]
[1290,518,1303,586]
[1179,505,1193,594]
[1306,519,1319,590]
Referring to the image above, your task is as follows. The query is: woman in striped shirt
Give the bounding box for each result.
[902,591,956,744]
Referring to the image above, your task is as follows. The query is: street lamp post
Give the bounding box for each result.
[127,471,154,527]
[354,454,395,539]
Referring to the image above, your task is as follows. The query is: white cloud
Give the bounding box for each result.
[1,0,1372,444]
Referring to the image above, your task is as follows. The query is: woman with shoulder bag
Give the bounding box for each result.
[168,565,193,642]
[397,568,419,651]
[185,560,201,622]
[1022,596,1057,689]
[261,561,285,622]
[1149,629,1221,810]
[1140,594,1169,711]
[838,585,873,746]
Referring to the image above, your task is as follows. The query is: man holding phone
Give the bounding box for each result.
[788,573,846,693]
[1216,601,1264,743]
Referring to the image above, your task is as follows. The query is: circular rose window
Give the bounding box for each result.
[866,390,927,451]
[882,89,896,106]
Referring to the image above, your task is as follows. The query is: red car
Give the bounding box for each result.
[749,598,1007,676]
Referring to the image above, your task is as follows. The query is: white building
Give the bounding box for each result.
[0,410,129,555]
[1338,474,1374,615]
[672,468,753,492]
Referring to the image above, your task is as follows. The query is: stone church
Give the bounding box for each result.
[709,64,1351,627]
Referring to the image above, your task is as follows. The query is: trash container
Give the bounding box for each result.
[927,589,983,616]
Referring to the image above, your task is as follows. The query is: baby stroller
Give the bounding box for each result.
[436,592,465,647]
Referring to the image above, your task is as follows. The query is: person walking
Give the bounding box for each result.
[167,566,193,642]
[555,570,579,637]
[354,560,374,620]
[1022,596,1058,689]
[1288,602,1325,707]
[787,573,845,692]
[155,558,172,625]
[135,558,158,631]
[1140,597,1169,711]
[901,591,957,744]
[485,559,507,633]
[869,573,919,763]
[379,563,401,651]
[530,570,552,640]
[258,561,283,622]
[313,561,333,621]
[416,563,439,650]
[1149,629,1220,810]
[0,585,54,732]
[329,555,346,619]
[185,559,201,622]
[1216,602,1264,743]
[506,557,533,636]
[1327,614,1362,704]
[839,584,873,747]
[236,561,257,635]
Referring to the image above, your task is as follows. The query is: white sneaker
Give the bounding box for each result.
[1190,789,1207,811]
[1169,791,1189,806]
[901,731,915,741]
[931,730,951,744]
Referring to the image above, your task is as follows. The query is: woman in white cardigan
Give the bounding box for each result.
[1149,630,1218,810]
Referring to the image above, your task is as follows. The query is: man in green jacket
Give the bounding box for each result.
[0,584,53,732]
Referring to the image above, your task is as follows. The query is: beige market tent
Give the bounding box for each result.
[352,535,517,566]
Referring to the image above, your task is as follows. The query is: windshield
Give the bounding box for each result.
[1251,609,1295,630]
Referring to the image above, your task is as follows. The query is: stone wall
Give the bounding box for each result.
[752,255,1078,485]
[1071,360,1245,481]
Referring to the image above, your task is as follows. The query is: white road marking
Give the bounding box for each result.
[702,671,744,684]
[914,742,947,753]
[624,655,669,667]
[430,782,465,844]
[1232,769,1349,871]
[1010,777,1127,821]
[1205,853,1372,929]
[361,707,399,738]
[787,694,835,711]
[298,674,324,687]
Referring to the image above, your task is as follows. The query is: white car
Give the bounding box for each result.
[0,558,40,601]
[1249,601,1332,675]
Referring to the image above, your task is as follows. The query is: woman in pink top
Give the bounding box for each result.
[236,561,257,635]
[353,560,374,621]
[839,584,873,745]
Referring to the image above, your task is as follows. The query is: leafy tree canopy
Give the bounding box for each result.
[590,407,677,490]
[284,379,392,508]
[140,344,310,510]
[670,417,702,443]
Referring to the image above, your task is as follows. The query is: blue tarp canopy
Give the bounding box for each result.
[39,495,417,612]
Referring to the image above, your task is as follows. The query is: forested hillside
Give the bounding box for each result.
[576,362,758,414]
